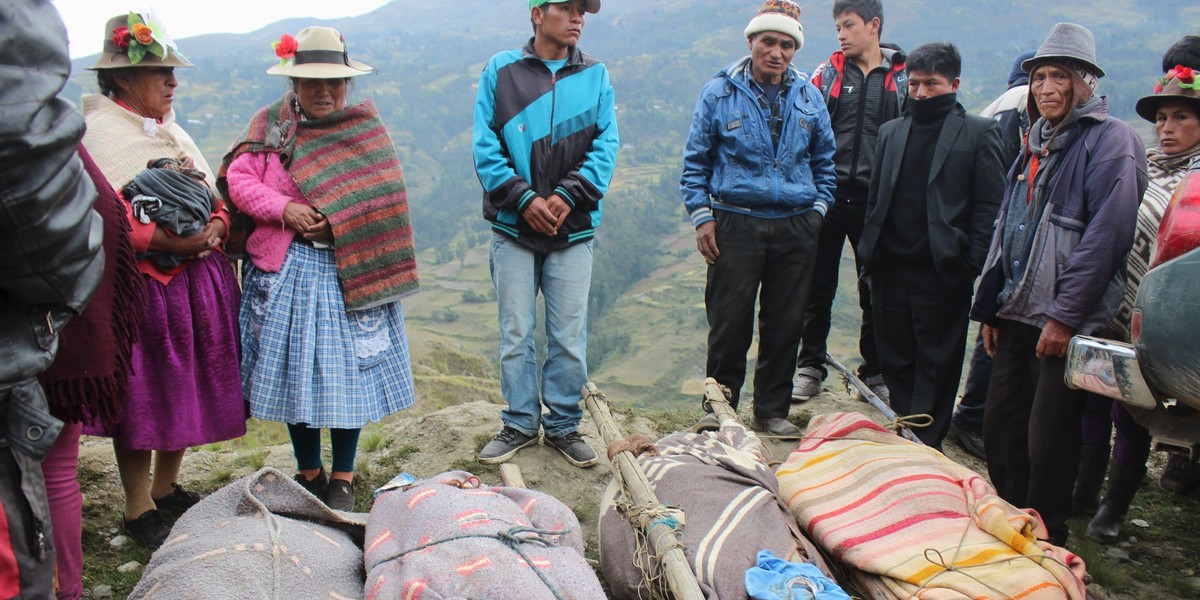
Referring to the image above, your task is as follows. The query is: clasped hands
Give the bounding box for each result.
[522,194,571,236]
[284,202,333,243]
[150,218,227,260]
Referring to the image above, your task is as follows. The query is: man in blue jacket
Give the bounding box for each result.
[473,0,617,468]
[682,0,836,437]
[971,23,1148,545]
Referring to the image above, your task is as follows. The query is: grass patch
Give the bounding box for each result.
[450,457,500,479]
[361,431,392,453]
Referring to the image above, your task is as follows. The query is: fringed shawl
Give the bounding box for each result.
[219,94,418,311]
[39,145,144,427]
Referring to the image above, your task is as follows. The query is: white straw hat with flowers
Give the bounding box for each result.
[267,26,373,79]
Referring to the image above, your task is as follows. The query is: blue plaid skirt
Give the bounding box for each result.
[240,242,416,428]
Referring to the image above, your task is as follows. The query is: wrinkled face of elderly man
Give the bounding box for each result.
[747,31,797,84]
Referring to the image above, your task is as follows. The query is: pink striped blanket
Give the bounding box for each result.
[364,470,605,599]
[776,412,1088,599]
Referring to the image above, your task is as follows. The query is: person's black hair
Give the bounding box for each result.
[832,0,884,36]
[96,70,121,97]
[1162,35,1200,72]
[906,42,961,81]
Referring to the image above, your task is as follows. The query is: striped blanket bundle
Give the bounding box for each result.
[220,94,419,311]
[599,420,830,599]
[364,470,605,599]
[776,412,1089,599]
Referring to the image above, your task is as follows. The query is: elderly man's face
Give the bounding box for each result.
[1030,64,1074,124]
[747,32,796,85]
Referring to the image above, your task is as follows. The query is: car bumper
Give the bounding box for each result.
[1065,335,1157,410]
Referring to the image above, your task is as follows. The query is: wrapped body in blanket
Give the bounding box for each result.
[599,420,830,599]
[776,412,1090,599]
[364,470,606,599]
[129,468,367,599]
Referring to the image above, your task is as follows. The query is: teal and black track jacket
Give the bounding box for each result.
[473,39,619,252]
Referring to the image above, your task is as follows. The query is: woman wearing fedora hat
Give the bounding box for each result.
[219,26,418,512]
[1085,64,1200,543]
[79,11,247,549]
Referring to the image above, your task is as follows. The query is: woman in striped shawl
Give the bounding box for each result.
[220,26,419,512]
[1087,64,1200,543]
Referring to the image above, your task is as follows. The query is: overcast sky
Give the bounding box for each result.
[53,0,393,58]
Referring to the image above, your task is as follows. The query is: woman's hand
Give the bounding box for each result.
[283,202,326,234]
[149,227,216,259]
[300,213,333,243]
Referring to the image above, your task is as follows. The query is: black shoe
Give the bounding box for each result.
[153,483,201,519]
[294,468,328,497]
[325,479,355,511]
[124,509,170,549]
[692,412,720,433]
[546,431,598,468]
[479,427,540,464]
[949,421,986,460]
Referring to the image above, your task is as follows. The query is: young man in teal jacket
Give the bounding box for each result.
[472,0,618,467]
[681,0,836,437]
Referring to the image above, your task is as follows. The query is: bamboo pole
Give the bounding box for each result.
[825,353,923,444]
[701,377,774,463]
[582,383,705,600]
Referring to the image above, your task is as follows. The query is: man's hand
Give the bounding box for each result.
[522,196,559,236]
[1036,318,1075,359]
[696,221,719,264]
[982,324,999,358]
[545,194,571,230]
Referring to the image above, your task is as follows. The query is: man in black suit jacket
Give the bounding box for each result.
[858,42,1005,448]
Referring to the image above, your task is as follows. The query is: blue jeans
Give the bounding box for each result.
[490,233,593,438]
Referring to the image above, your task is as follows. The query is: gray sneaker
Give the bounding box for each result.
[753,417,802,438]
[861,374,891,405]
[479,427,539,464]
[546,431,598,468]
[791,367,822,402]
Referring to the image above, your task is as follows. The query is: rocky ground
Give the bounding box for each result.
[76,377,1199,598]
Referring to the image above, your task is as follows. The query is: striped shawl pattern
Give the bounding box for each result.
[599,421,823,599]
[776,412,1088,599]
[222,95,418,311]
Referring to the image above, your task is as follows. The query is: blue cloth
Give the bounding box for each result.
[745,550,851,600]
[489,232,592,438]
[680,56,837,228]
[240,241,416,429]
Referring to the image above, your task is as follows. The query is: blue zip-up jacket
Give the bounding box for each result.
[473,39,618,252]
[681,57,837,228]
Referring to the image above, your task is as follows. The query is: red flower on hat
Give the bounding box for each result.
[1173,65,1195,84]
[273,34,298,60]
[111,26,131,49]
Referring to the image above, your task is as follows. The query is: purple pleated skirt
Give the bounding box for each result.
[84,253,247,450]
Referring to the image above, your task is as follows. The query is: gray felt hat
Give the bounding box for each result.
[1022,22,1104,78]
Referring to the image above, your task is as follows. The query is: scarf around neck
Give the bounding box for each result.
[220,93,419,311]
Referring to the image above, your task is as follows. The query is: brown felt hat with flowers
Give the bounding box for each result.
[88,12,192,70]
[1136,65,1200,123]
[267,26,373,79]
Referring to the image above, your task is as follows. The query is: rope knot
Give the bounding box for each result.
[607,434,659,461]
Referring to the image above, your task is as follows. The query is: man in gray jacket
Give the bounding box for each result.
[970,23,1148,546]
[1,0,104,594]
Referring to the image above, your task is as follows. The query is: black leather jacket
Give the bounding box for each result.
[0,0,104,459]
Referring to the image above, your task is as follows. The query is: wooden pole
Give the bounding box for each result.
[582,383,705,600]
[825,353,923,444]
[500,464,526,489]
[701,377,774,463]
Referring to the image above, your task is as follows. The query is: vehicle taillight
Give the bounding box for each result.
[1153,168,1200,268]
[1131,309,1142,344]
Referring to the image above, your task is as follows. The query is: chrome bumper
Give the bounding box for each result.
[1065,336,1158,409]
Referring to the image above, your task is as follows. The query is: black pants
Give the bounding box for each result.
[953,330,993,433]
[870,266,972,447]
[984,320,1085,545]
[706,211,821,418]
[797,200,879,378]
